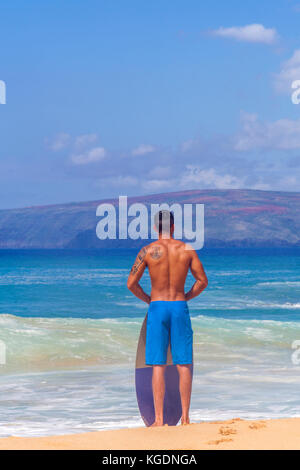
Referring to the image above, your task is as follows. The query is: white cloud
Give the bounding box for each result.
[234,112,300,151]
[181,140,196,152]
[49,132,100,153]
[273,49,300,93]
[132,144,156,156]
[74,134,98,149]
[142,179,174,191]
[50,133,71,151]
[71,147,106,165]
[180,165,245,189]
[211,23,278,45]
[48,132,105,165]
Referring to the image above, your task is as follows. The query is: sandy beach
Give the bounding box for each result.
[0,418,299,450]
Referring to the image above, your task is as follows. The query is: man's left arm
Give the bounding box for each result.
[185,249,208,301]
[127,246,151,304]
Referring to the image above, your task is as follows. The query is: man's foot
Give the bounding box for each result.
[181,418,190,425]
[150,421,164,427]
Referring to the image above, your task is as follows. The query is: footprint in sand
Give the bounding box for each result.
[207,438,233,445]
[249,421,266,430]
[219,426,237,436]
[225,418,243,424]
[209,418,243,425]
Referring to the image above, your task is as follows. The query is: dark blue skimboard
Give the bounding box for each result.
[135,313,193,427]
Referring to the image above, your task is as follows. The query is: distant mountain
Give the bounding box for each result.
[0,189,299,249]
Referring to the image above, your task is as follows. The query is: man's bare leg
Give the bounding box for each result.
[176,364,192,425]
[151,365,166,426]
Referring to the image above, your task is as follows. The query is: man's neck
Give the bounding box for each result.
[158,233,174,240]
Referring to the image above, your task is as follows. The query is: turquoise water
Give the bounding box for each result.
[0,248,300,436]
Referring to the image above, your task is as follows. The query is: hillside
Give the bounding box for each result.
[0,189,299,249]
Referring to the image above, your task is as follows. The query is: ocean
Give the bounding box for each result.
[0,248,300,437]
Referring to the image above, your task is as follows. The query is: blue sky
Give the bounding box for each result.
[1,0,300,208]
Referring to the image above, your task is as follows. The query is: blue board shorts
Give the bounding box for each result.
[145,300,193,365]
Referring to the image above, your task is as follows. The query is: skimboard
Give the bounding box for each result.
[135,313,193,427]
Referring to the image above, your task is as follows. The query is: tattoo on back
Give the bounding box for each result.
[150,246,162,260]
[131,247,148,274]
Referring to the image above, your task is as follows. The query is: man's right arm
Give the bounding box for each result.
[127,246,151,304]
[185,249,208,301]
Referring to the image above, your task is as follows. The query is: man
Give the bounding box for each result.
[127,210,208,426]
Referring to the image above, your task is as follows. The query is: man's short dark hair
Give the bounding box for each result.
[154,210,174,235]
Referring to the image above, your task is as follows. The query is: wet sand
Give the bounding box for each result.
[0,418,299,450]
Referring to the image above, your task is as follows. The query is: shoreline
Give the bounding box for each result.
[0,417,299,450]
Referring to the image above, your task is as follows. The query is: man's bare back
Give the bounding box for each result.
[127,238,208,303]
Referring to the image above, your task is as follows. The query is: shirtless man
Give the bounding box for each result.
[127,210,208,426]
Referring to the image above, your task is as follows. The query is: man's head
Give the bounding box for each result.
[154,210,174,236]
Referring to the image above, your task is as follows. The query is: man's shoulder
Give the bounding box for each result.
[183,242,197,253]
[173,239,195,255]
[176,239,188,248]
[136,245,149,258]
[136,242,158,259]
[146,241,165,257]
